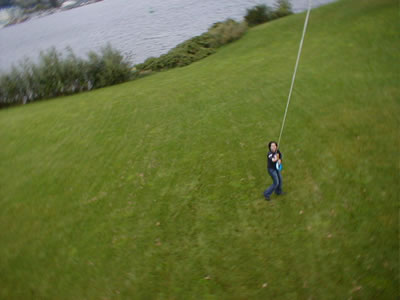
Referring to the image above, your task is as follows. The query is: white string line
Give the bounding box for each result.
[277,0,313,148]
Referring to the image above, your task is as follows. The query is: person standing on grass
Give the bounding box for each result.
[264,141,283,201]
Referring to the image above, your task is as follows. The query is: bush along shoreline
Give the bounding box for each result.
[135,19,247,73]
[0,1,293,109]
[0,44,132,108]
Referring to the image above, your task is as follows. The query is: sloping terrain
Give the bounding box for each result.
[0,0,398,298]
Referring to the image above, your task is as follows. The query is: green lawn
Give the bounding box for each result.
[0,0,398,299]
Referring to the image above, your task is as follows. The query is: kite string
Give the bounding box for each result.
[277,0,313,148]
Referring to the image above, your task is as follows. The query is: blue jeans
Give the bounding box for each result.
[264,168,283,199]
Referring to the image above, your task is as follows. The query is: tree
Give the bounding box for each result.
[244,4,273,27]
[273,0,293,18]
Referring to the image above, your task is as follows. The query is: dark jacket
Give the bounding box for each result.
[267,150,282,169]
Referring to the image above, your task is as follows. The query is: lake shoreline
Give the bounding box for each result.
[0,0,337,72]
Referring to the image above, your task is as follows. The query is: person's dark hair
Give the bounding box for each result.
[268,141,278,150]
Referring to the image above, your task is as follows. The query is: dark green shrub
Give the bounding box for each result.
[135,35,214,72]
[273,0,293,19]
[35,48,64,98]
[98,44,132,86]
[85,44,131,89]
[244,4,273,27]
[136,19,246,73]
[0,68,23,106]
[245,1,293,27]
[18,59,37,102]
[61,47,89,93]
[208,19,248,47]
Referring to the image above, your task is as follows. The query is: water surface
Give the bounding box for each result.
[0,0,336,72]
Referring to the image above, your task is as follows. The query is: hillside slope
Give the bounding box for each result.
[0,0,398,299]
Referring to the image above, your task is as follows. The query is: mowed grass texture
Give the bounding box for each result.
[0,0,398,299]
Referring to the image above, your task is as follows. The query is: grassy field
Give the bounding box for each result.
[0,0,398,299]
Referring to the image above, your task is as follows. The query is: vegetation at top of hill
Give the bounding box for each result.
[135,19,248,73]
[0,18,248,108]
[244,0,293,27]
[137,0,293,73]
[0,0,295,109]
[0,44,131,108]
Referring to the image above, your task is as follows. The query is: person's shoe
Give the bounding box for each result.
[276,192,285,196]
[265,196,271,201]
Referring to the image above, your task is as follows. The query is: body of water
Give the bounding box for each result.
[0,0,335,72]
